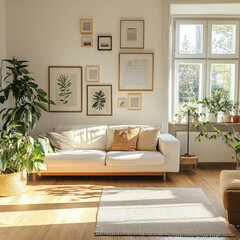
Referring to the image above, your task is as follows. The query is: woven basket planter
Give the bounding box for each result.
[0,169,27,197]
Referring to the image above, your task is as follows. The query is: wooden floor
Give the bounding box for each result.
[0,166,239,240]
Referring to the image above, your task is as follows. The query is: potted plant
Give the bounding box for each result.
[0,125,46,196]
[219,99,233,123]
[0,57,54,196]
[194,120,240,169]
[198,90,222,122]
[231,102,240,123]
[178,102,202,123]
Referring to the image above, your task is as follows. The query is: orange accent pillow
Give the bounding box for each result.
[111,128,140,151]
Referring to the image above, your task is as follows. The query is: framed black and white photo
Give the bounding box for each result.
[86,66,100,83]
[128,94,141,110]
[117,98,127,108]
[98,36,112,51]
[48,66,82,112]
[119,53,154,91]
[80,18,93,34]
[81,36,93,47]
[87,85,112,116]
[120,20,144,49]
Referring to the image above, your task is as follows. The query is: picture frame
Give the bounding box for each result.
[119,53,154,91]
[120,20,144,49]
[98,36,112,51]
[128,93,142,110]
[81,36,93,47]
[117,98,127,108]
[48,66,82,112]
[87,85,112,116]
[86,66,100,83]
[80,18,93,34]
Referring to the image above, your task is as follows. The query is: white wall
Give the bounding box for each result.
[6,0,165,136]
[0,0,7,128]
[171,3,240,15]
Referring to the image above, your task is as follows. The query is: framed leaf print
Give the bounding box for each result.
[87,85,112,116]
[48,66,82,112]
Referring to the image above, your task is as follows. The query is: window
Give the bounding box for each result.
[173,19,239,118]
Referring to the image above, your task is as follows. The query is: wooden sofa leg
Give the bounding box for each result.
[32,173,36,181]
[163,172,167,182]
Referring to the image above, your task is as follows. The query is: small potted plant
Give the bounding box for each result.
[219,99,233,123]
[231,102,240,123]
[198,90,222,123]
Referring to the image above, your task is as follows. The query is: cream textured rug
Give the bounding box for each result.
[95,187,235,237]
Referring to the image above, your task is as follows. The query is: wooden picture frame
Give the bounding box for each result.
[48,66,83,112]
[98,36,112,51]
[117,98,127,108]
[120,20,144,49]
[128,93,142,110]
[80,18,93,34]
[86,66,100,83]
[81,36,93,47]
[119,53,154,91]
[87,85,112,116]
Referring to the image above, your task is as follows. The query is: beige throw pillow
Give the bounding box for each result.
[46,131,77,151]
[111,128,140,151]
[137,128,161,151]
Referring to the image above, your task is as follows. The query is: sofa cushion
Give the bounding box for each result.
[137,128,161,151]
[111,128,140,151]
[106,151,164,166]
[53,125,107,150]
[46,131,77,151]
[44,150,106,166]
[106,125,159,151]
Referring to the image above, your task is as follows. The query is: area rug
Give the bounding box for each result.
[95,187,235,237]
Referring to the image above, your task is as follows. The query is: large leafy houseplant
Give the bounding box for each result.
[0,57,54,180]
[0,57,54,134]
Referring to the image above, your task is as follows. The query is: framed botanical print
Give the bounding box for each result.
[86,66,100,82]
[80,18,93,34]
[128,93,141,110]
[98,36,112,51]
[120,20,144,49]
[87,85,112,116]
[48,66,82,112]
[81,36,93,47]
[119,53,154,91]
[117,98,127,108]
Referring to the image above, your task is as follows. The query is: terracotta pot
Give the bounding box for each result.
[231,115,240,123]
[0,169,27,197]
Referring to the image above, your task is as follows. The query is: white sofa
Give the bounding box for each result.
[33,125,180,181]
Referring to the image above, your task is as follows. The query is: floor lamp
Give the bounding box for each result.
[181,109,192,157]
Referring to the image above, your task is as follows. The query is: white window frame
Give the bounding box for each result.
[206,60,238,102]
[175,20,207,58]
[174,59,205,115]
[208,20,239,59]
[172,18,240,121]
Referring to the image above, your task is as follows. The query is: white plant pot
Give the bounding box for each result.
[218,114,232,123]
[206,113,217,122]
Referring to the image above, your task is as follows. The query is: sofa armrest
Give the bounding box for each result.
[158,133,180,172]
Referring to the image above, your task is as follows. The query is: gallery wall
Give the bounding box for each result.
[5,0,165,136]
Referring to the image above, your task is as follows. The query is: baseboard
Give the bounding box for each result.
[198,162,236,167]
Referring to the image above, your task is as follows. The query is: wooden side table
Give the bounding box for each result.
[180,155,198,174]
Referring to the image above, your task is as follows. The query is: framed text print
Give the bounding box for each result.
[86,66,100,83]
[80,18,93,34]
[87,85,112,116]
[119,53,154,91]
[120,20,144,49]
[128,93,141,110]
[48,66,82,112]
